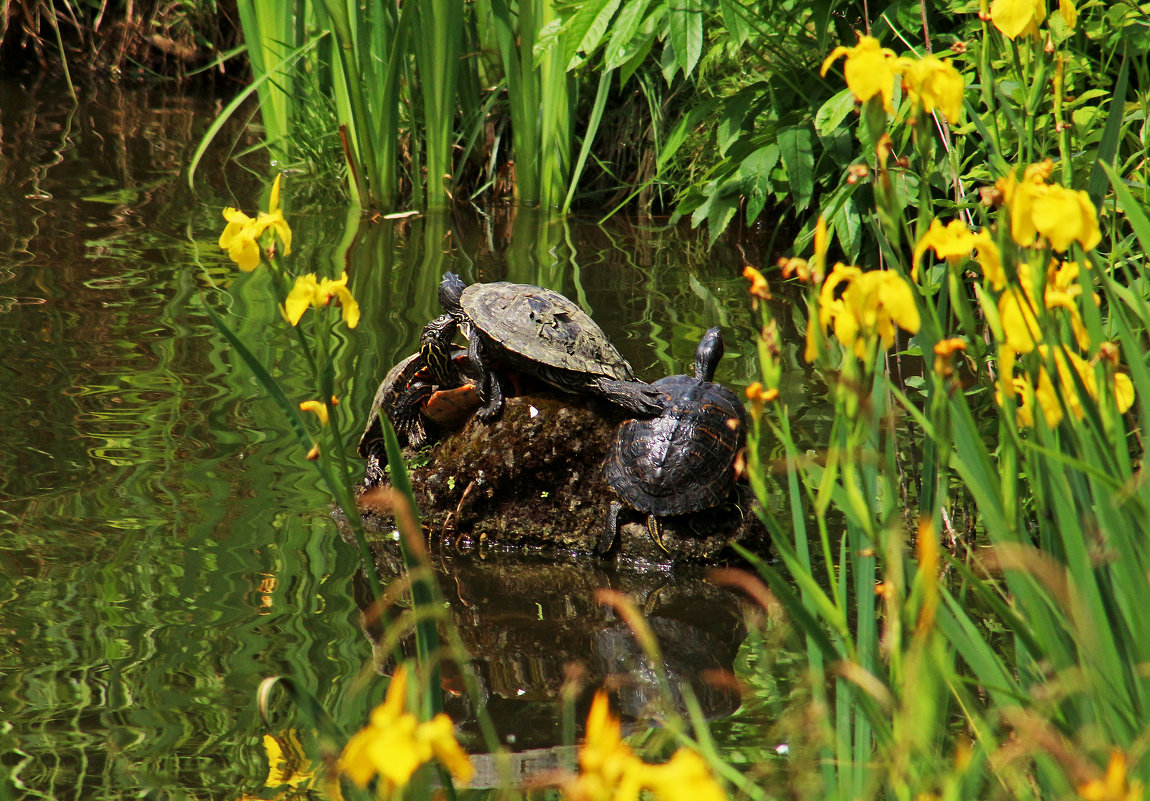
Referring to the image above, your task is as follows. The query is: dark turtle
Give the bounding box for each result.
[599,327,747,555]
[420,272,665,422]
[358,349,478,457]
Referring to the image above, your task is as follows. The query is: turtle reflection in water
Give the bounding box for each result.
[600,327,747,555]
[420,272,665,423]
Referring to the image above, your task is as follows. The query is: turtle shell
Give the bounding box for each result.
[605,373,746,517]
[358,353,425,457]
[459,282,635,380]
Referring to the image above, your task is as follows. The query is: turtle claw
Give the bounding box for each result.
[647,515,670,555]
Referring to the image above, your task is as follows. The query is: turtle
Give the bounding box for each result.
[419,272,665,422]
[357,349,478,459]
[598,326,747,555]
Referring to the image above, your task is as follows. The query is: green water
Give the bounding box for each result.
[0,78,815,799]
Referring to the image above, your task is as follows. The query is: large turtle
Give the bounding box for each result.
[358,349,478,458]
[599,327,747,554]
[420,272,664,422]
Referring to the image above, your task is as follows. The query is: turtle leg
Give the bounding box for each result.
[646,514,670,554]
[389,384,435,448]
[597,501,624,555]
[420,314,460,385]
[468,334,505,422]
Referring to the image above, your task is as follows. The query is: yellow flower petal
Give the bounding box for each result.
[285,274,318,326]
[299,400,329,425]
[991,0,1046,39]
[902,57,965,123]
[423,714,473,783]
[999,286,1041,355]
[268,173,282,214]
[821,35,901,112]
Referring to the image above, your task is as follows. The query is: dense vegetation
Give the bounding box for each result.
[210,1,1150,799]
[10,0,1150,799]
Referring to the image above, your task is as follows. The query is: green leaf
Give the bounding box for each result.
[604,0,653,70]
[814,87,856,138]
[738,144,780,223]
[778,124,815,211]
[563,0,622,70]
[667,0,702,77]
[1100,160,1150,250]
[717,0,751,47]
[717,87,757,155]
[1087,50,1129,207]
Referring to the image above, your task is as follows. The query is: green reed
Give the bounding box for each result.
[205,178,519,799]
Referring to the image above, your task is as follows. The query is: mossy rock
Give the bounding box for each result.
[359,392,765,565]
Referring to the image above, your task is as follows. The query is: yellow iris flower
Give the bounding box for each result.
[817,263,921,359]
[900,56,965,123]
[990,0,1046,39]
[340,665,472,791]
[563,692,728,801]
[821,35,902,113]
[238,731,344,801]
[1004,346,1135,428]
[822,37,964,123]
[284,272,361,329]
[996,161,1101,252]
[218,174,293,272]
[912,219,1003,286]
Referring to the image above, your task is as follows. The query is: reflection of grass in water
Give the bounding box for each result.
[4,501,367,798]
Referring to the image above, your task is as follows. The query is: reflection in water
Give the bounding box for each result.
[0,77,810,798]
[355,547,747,753]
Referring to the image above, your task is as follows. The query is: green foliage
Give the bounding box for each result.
[730,4,1150,799]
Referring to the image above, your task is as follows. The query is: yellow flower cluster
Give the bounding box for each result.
[1008,344,1136,428]
[218,175,293,272]
[821,34,964,123]
[340,665,472,791]
[997,160,1101,252]
[912,195,1132,428]
[814,263,921,360]
[563,692,727,801]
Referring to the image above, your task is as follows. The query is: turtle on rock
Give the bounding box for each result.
[419,272,665,422]
[358,349,478,458]
[599,327,747,556]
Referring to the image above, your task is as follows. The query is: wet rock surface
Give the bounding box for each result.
[359,391,766,565]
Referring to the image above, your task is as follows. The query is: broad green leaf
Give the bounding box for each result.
[718,0,751,47]
[563,0,622,70]
[738,144,780,223]
[667,0,702,78]
[604,0,653,70]
[778,124,815,211]
[814,87,857,138]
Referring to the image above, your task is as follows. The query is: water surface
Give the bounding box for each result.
[0,77,816,798]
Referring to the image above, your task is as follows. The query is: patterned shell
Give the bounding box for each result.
[357,352,422,456]
[605,373,746,516]
[460,282,634,379]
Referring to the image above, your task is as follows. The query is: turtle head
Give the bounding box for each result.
[439,272,467,316]
[694,326,724,382]
[420,315,457,384]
